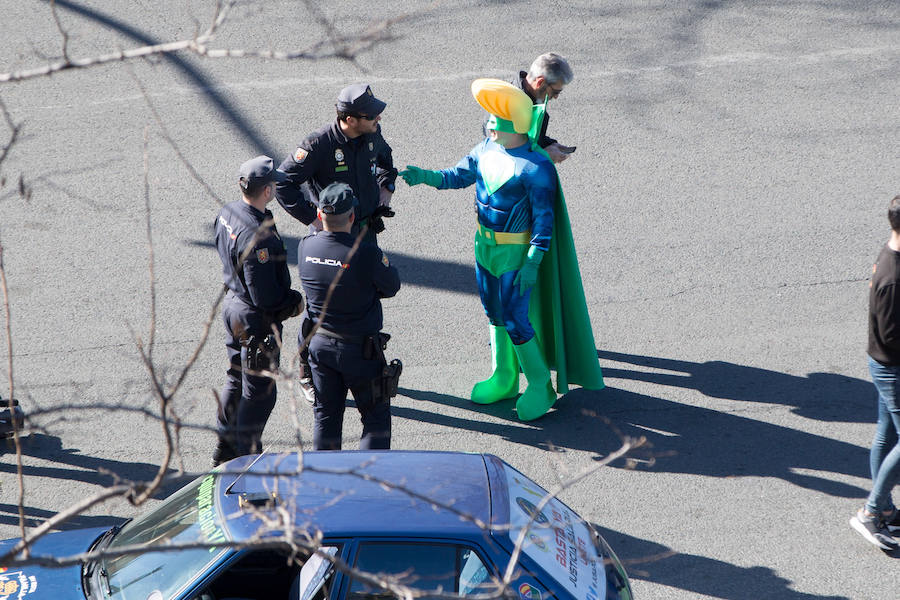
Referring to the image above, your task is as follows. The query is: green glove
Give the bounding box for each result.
[514,246,544,295]
[399,165,442,188]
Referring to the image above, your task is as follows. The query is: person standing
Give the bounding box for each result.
[298,183,400,450]
[275,83,398,240]
[851,194,900,550]
[276,83,398,403]
[483,53,575,164]
[213,156,304,465]
[401,79,603,421]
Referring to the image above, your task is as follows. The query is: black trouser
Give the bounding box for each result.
[218,294,282,459]
[308,333,389,450]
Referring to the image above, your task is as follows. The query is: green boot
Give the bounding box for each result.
[471,325,520,404]
[512,337,556,421]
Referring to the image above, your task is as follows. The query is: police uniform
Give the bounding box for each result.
[276,83,397,243]
[298,183,400,450]
[214,156,304,464]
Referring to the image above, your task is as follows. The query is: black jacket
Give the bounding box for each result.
[215,201,301,314]
[868,244,900,365]
[276,120,396,225]
[299,231,400,335]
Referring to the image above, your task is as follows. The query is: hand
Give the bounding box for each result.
[514,261,540,295]
[379,186,393,207]
[399,165,442,187]
[545,143,570,164]
[276,291,304,321]
[513,247,545,295]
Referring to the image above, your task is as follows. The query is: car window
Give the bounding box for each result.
[193,545,339,600]
[348,543,491,599]
[102,474,229,600]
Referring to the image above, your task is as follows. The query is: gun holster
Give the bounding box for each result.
[364,332,402,402]
[243,333,278,372]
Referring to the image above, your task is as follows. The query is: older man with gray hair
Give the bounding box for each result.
[518,52,575,163]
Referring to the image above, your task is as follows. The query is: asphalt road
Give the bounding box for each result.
[1,1,899,598]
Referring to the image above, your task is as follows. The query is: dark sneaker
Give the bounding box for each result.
[299,377,316,406]
[850,510,900,550]
[884,508,900,532]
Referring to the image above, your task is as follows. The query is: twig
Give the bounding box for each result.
[0,96,21,169]
[142,125,156,360]
[49,0,71,66]
[0,9,409,84]
[129,67,224,206]
[0,237,26,550]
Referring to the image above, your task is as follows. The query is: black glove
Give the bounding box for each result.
[369,205,395,235]
[274,290,304,322]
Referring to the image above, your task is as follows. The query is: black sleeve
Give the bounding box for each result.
[242,236,294,311]
[369,246,400,299]
[275,139,320,224]
[374,127,397,187]
[875,283,900,350]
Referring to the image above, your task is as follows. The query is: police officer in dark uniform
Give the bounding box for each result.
[277,83,398,404]
[213,156,304,465]
[298,183,400,450]
[276,82,398,242]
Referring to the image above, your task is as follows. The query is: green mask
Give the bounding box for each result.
[485,114,518,134]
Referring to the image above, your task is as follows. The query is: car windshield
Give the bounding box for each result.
[100,473,229,600]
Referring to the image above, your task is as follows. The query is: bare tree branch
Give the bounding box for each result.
[0,4,409,84]
[128,65,224,206]
[0,236,27,551]
[49,0,71,66]
[0,96,21,170]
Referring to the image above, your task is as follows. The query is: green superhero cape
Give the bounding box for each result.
[526,103,604,392]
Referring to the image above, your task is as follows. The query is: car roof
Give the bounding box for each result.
[215,451,496,541]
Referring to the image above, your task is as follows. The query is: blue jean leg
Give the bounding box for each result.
[866,356,900,513]
[475,263,534,345]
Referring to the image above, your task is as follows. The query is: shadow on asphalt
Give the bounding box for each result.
[45,0,275,157]
[0,503,124,532]
[396,352,872,499]
[596,350,875,423]
[592,524,856,599]
[0,433,190,530]
[192,234,479,295]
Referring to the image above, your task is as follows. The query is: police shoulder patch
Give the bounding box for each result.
[257,248,270,263]
[294,147,309,162]
[381,253,390,267]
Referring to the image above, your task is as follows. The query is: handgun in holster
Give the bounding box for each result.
[365,332,402,402]
[243,333,278,372]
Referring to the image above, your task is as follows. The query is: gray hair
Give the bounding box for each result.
[527,53,574,85]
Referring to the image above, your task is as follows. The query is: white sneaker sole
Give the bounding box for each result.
[850,516,899,551]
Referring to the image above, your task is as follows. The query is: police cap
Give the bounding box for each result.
[336,83,386,117]
[318,182,358,215]
[239,155,287,191]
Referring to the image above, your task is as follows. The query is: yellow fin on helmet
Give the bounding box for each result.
[471,78,533,134]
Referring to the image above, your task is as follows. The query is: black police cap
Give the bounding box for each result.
[239,155,287,191]
[318,182,358,215]
[336,83,386,116]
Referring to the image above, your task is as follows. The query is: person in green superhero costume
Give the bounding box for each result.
[400,79,603,421]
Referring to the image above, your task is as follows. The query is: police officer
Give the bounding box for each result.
[213,156,304,465]
[298,182,400,450]
[277,83,398,404]
[276,82,398,241]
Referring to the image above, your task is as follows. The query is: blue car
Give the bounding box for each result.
[0,451,632,600]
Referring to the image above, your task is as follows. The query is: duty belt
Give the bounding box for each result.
[315,327,366,344]
[476,223,531,245]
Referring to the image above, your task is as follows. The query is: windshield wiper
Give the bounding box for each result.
[82,523,126,600]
